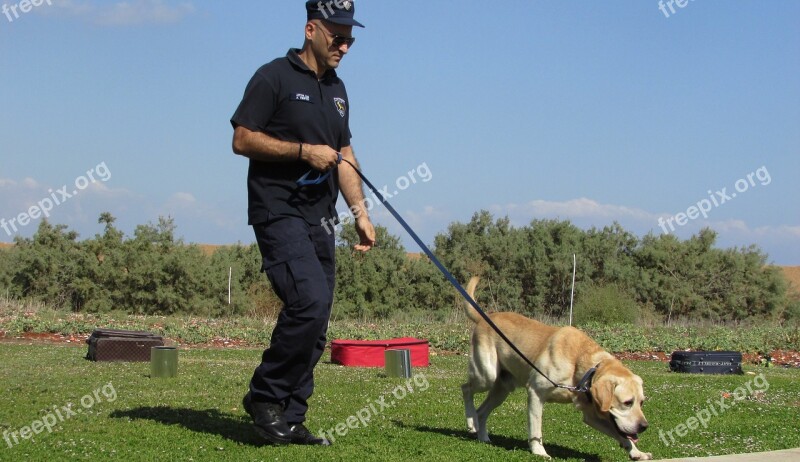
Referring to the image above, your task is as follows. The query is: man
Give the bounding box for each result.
[230,1,375,446]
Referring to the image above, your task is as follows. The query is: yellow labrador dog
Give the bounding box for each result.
[461,277,652,460]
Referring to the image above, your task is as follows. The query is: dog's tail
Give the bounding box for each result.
[464,276,483,324]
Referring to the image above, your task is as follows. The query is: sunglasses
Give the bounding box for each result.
[317,22,356,49]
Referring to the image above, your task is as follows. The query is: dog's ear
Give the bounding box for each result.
[591,377,617,414]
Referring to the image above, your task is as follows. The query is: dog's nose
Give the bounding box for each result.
[638,421,649,433]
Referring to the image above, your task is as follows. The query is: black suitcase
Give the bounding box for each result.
[669,351,743,375]
[85,328,164,362]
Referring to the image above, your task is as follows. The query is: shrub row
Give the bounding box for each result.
[0,211,796,323]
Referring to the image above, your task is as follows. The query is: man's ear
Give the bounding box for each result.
[305,21,316,40]
[592,377,617,414]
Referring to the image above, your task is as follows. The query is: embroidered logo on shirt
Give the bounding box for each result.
[292,93,312,102]
[333,97,346,118]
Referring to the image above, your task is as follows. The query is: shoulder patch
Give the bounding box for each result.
[333,97,346,118]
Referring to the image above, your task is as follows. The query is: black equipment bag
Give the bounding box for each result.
[85,328,164,362]
[669,351,743,375]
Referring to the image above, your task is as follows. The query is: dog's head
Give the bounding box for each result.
[588,362,649,443]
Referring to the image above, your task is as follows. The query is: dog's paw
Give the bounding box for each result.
[529,439,550,459]
[629,451,652,461]
[532,450,551,459]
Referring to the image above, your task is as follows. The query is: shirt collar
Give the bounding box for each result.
[287,48,337,81]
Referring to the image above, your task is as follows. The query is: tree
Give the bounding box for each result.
[8,220,90,309]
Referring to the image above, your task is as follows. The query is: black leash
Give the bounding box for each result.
[300,157,594,394]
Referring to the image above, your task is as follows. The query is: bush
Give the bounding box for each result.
[780,298,800,325]
[573,284,640,326]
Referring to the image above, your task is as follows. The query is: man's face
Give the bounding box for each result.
[310,20,354,70]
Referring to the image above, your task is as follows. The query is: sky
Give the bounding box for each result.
[1,0,798,264]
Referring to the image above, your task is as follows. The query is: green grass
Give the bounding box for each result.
[1,344,799,461]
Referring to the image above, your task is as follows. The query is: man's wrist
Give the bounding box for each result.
[297,143,303,161]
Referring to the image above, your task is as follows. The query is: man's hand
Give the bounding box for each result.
[303,144,341,172]
[354,215,376,252]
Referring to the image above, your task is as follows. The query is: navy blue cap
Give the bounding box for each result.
[306,0,364,28]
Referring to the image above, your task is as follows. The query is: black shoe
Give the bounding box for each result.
[242,392,292,445]
[289,423,331,446]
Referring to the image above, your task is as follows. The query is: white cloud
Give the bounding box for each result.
[402,205,449,226]
[158,192,238,232]
[166,192,197,206]
[490,197,656,222]
[42,0,195,26]
[754,225,800,239]
[711,221,800,244]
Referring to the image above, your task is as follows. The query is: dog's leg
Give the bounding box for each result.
[526,387,550,458]
[474,379,513,443]
[462,355,492,435]
[461,382,478,434]
[463,342,497,438]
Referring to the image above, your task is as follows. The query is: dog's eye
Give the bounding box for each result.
[624,399,635,407]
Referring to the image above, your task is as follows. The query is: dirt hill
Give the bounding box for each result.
[198,244,223,256]
[782,266,800,294]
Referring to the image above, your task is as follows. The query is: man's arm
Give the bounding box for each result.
[232,125,340,171]
[338,145,376,251]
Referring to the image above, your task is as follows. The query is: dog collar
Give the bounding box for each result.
[576,363,601,395]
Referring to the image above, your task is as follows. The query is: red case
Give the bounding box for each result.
[331,337,429,367]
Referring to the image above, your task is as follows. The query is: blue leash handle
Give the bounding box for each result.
[296,152,343,186]
[336,157,582,392]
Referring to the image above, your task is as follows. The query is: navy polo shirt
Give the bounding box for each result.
[231,49,352,226]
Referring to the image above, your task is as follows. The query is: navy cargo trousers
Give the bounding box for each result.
[249,215,335,424]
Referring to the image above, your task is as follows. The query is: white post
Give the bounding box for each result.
[569,254,576,326]
[228,267,232,305]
